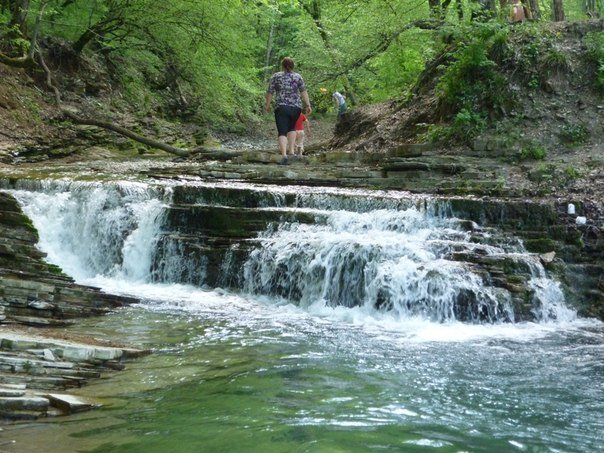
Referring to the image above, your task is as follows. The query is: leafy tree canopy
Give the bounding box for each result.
[0,0,600,129]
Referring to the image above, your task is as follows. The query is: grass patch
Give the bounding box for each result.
[560,123,589,146]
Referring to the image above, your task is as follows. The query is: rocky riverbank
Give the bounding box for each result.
[0,143,603,422]
[0,19,603,424]
[0,191,147,421]
[0,326,148,421]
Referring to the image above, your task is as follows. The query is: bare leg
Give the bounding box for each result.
[296,131,305,156]
[287,131,297,155]
[278,135,288,157]
[296,131,304,156]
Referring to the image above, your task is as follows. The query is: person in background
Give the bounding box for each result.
[294,112,310,157]
[265,57,312,165]
[333,90,347,119]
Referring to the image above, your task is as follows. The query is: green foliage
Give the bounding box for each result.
[435,22,510,143]
[519,144,547,161]
[543,47,570,69]
[555,0,604,20]
[451,108,487,141]
[529,163,555,183]
[560,123,589,146]
[22,361,33,374]
[2,0,602,136]
[564,165,582,180]
[0,22,30,55]
[584,32,604,94]
[271,0,433,110]
[358,30,430,103]
[425,109,487,143]
[511,24,572,90]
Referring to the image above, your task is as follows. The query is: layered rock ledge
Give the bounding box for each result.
[0,191,146,422]
[0,326,148,420]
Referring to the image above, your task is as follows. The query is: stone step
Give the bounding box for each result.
[0,332,148,361]
[0,354,75,369]
[44,393,96,414]
[0,396,49,411]
[0,388,25,397]
[10,316,72,327]
[0,373,73,389]
[0,410,46,421]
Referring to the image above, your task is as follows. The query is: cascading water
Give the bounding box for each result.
[3,178,603,453]
[6,179,574,323]
[9,180,170,282]
[243,206,576,323]
[243,208,515,322]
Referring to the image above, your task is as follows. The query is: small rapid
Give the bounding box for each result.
[2,178,603,452]
[7,179,575,324]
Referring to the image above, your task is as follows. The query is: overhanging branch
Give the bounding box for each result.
[36,50,191,157]
[323,19,443,81]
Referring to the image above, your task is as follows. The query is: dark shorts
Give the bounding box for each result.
[274,105,302,137]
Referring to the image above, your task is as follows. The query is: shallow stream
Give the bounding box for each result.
[2,180,603,452]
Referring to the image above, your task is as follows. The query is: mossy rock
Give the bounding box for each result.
[523,237,558,253]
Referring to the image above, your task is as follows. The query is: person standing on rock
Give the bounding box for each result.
[265,57,312,165]
[333,90,347,119]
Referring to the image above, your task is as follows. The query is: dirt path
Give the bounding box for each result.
[214,116,336,152]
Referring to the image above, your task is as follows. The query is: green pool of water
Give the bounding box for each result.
[3,300,603,453]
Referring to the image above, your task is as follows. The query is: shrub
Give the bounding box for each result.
[564,166,582,180]
[451,109,487,141]
[560,123,589,146]
[584,32,604,95]
[435,22,510,144]
[519,144,547,160]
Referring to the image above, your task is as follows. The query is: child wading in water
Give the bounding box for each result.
[294,112,310,156]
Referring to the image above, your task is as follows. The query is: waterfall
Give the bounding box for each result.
[5,180,576,324]
[243,207,518,322]
[9,180,170,282]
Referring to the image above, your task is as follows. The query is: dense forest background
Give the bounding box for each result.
[0,0,602,135]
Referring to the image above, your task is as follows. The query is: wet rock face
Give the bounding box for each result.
[446,197,604,319]
[0,329,149,421]
[0,192,147,422]
[0,192,137,326]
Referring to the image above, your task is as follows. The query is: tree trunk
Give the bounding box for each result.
[429,0,441,18]
[8,0,30,36]
[584,0,599,17]
[524,0,541,20]
[263,6,275,83]
[552,0,565,20]
[72,6,121,54]
[0,52,32,67]
[73,27,96,55]
[456,0,464,20]
[302,0,358,105]
[471,0,496,20]
[28,0,48,60]
[64,114,190,156]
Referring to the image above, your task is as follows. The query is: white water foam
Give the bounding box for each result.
[6,180,583,330]
[244,207,528,322]
[10,181,168,282]
[74,275,598,344]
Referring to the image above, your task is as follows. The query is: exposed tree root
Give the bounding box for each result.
[63,112,191,157]
[35,49,191,157]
